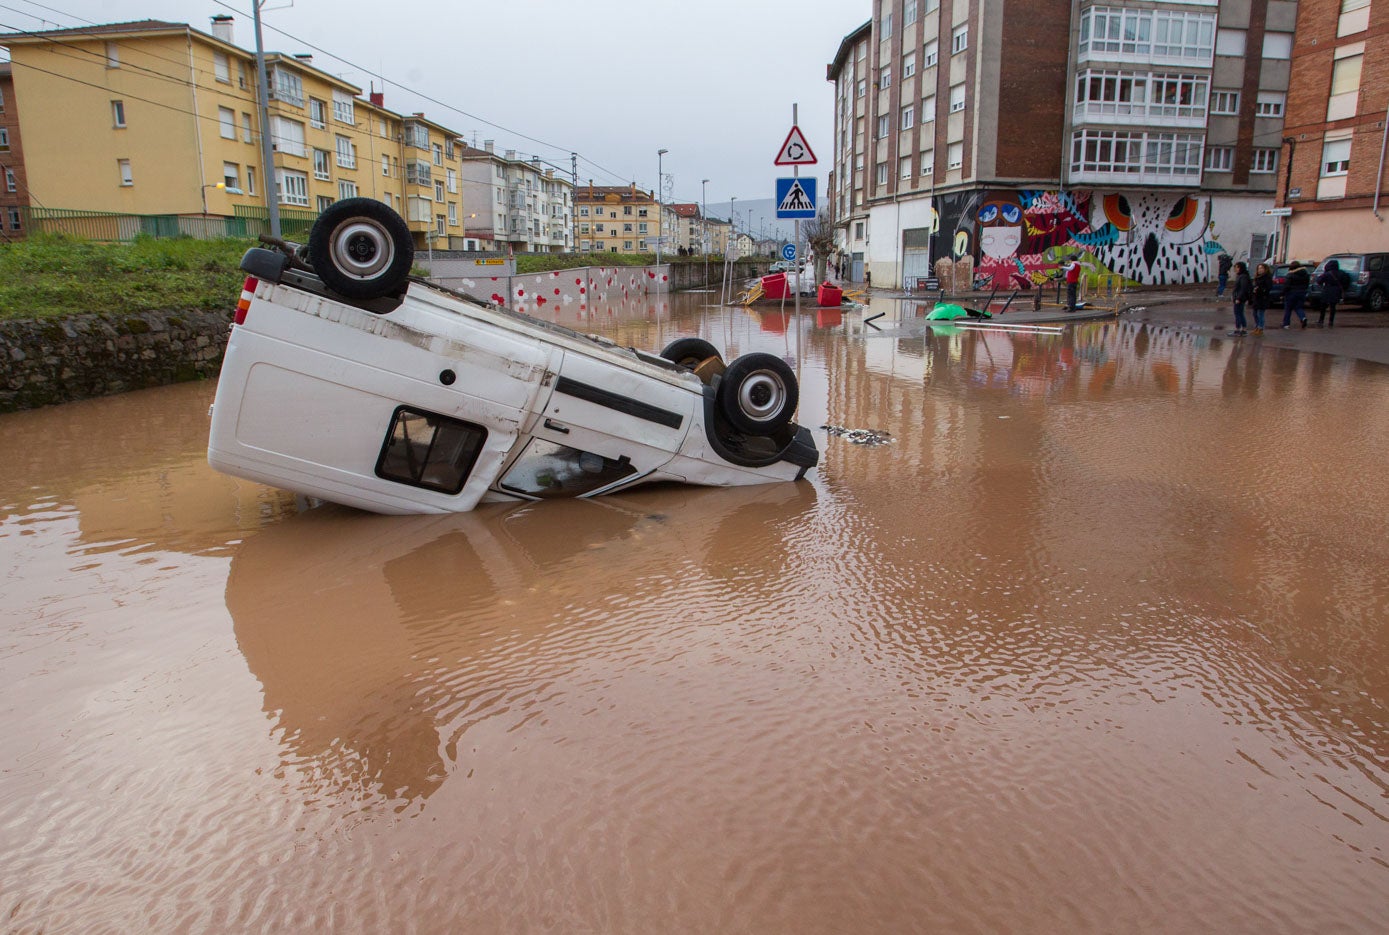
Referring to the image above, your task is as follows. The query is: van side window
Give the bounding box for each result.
[376,407,487,494]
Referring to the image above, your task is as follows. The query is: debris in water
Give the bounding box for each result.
[821,425,894,446]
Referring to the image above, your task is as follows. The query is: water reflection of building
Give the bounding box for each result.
[225,483,817,807]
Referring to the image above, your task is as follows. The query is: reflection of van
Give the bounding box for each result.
[1307,253,1389,312]
[208,200,817,514]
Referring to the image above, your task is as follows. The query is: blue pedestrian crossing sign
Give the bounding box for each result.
[775,177,817,219]
[781,243,796,262]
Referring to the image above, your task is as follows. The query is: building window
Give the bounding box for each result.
[382,154,391,177]
[332,90,355,125]
[448,202,457,225]
[855,221,865,239]
[875,162,887,185]
[877,115,890,138]
[223,161,240,189]
[1340,0,1371,36]
[901,105,915,129]
[949,83,966,113]
[435,180,445,202]
[922,95,936,121]
[403,122,429,150]
[246,166,256,195]
[883,12,892,37]
[1215,29,1246,56]
[276,168,309,206]
[1075,71,1209,120]
[271,116,306,157]
[623,222,633,232]
[920,150,934,176]
[1250,149,1278,174]
[317,195,334,213]
[880,66,891,89]
[272,67,304,107]
[219,106,236,139]
[309,98,327,129]
[111,100,126,128]
[1205,146,1233,171]
[241,112,253,143]
[857,78,866,98]
[313,149,331,180]
[923,0,938,11]
[447,168,457,193]
[1210,90,1240,115]
[904,0,918,26]
[1070,129,1203,177]
[952,25,968,54]
[213,52,230,83]
[4,168,14,192]
[579,206,589,216]
[1262,32,1292,59]
[900,155,912,179]
[923,39,938,68]
[1321,138,1351,176]
[7,208,19,230]
[1082,9,1216,61]
[436,215,446,236]
[903,53,916,79]
[335,135,355,169]
[105,41,119,68]
[947,142,963,169]
[339,180,358,200]
[1255,92,1285,118]
[1328,54,1363,121]
[118,158,132,186]
[432,143,443,166]
[406,160,432,185]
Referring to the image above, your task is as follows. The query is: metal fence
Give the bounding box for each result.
[12,205,321,242]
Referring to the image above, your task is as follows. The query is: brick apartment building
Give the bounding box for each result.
[1279,0,1386,257]
[0,63,27,239]
[828,0,1298,289]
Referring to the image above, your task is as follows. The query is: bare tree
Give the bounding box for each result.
[801,209,838,284]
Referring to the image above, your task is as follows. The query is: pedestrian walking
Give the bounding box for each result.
[1251,262,1272,335]
[1217,252,1233,298]
[1315,259,1351,328]
[1281,260,1310,329]
[1063,258,1081,312]
[1228,261,1252,336]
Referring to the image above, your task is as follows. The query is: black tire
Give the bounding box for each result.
[660,337,721,370]
[1367,287,1387,313]
[307,198,414,300]
[718,352,798,436]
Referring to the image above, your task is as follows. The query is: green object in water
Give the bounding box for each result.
[926,303,967,320]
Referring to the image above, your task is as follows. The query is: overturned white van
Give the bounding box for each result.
[207,199,817,515]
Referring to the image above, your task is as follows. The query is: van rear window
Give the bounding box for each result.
[376,407,487,495]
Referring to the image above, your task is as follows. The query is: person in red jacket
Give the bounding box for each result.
[1063,258,1081,312]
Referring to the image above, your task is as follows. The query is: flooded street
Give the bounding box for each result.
[3,290,1388,933]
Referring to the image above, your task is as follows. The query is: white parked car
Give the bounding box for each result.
[208,199,817,515]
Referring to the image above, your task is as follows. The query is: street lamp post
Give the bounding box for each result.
[656,148,668,267]
[729,196,737,259]
[701,178,709,284]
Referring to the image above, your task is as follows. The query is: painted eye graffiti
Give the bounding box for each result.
[1001,204,1022,224]
[1166,195,1199,232]
[1103,193,1133,231]
[978,205,999,223]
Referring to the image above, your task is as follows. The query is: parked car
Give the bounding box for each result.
[1268,259,1319,305]
[768,259,804,274]
[207,199,817,515]
[1307,253,1389,311]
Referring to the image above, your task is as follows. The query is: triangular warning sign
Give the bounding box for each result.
[778,180,814,213]
[774,126,817,165]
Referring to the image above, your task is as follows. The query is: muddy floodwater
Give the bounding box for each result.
[3,290,1388,933]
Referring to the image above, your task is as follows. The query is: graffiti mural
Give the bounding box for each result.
[939,189,1221,288]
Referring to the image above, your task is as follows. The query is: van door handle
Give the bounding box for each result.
[543,418,570,434]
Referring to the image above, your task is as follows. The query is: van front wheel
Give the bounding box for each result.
[718,352,798,436]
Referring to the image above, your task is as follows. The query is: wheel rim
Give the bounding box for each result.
[737,370,787,423]
[331,219,394,281]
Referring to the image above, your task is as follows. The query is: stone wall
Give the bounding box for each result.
[0,309,232,413]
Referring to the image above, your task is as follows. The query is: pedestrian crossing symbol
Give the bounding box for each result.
[775,177,817,219]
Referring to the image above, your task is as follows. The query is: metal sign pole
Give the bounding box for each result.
[793,104,801,376]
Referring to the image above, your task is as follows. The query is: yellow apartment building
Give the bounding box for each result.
[575,184,660,254]
[1,16,465,250]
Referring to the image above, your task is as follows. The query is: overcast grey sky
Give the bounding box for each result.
[3,0,867,211]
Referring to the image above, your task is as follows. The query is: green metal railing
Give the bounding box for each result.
[11,205,323,243]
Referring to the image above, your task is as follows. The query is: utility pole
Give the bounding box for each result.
[656,148,668,267]
[252,0,280,238]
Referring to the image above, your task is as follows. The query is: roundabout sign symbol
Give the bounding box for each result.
[782,243,797,262]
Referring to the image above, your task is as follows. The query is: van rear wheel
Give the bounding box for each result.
[660,337,721,370]
[308,198,414,300]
